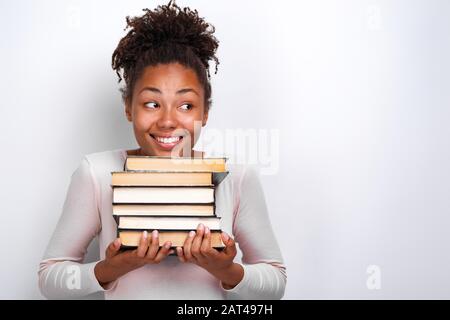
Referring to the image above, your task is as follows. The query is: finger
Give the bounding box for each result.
[183,230,196,262]
[176,246,187,263]
[200,226,217,258]
[191,224,205,260]
[106,238,121,259]
[146,230,159,260]
[136,230,149,258]
[221,232,237,256]
[153,241,172,264]
[192,224,209,264]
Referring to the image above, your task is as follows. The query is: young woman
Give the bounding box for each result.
[38,1,286,299]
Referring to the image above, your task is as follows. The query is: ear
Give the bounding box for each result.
[125,99,132,122]
[202,109,209,127]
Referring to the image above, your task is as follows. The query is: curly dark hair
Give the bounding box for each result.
[112,0,220,112]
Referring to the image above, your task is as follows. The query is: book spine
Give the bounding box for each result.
[213,185,217,217]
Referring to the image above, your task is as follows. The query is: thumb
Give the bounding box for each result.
[106,238,121,259]
[221,232,236,255]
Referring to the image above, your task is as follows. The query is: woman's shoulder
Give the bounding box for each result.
[224,163,262,189]
[82,148,126,168]
[77,151,261,188]
[75,149,126,183]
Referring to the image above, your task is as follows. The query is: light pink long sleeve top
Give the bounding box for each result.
[38,149,286,299]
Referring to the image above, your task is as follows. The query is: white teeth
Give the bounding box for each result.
[154,136,181,144]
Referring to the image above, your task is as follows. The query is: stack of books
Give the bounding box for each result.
[111,156,229,252]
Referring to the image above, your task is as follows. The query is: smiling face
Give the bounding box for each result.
[125,62,208,157]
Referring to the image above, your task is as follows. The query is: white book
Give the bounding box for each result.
[113,187,214,204]
[118,216,222,230]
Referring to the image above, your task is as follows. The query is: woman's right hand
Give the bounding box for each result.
[94,230,173,288]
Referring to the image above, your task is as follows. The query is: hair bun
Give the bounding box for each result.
[115,0,219,82]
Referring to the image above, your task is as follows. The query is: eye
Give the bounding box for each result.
[179,103,192,111]
[144,102,159,109]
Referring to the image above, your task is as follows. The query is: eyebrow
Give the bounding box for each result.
[139,87,199,96]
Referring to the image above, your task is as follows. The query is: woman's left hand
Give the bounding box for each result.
[176,223,244,288]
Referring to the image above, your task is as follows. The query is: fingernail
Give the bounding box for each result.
[143,230,148,239]
[198,223,204,231]
[189,231,196,237]
[114,238,121,248]
[222,232,229,242]
[152,230,158,238]
[165,242,172,249]
[205,227,210,235]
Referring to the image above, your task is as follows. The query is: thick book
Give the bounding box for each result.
[125,156,227,172]
[119,229,225,249]
[113,186,215,204]
[111,171,215,186]
[117,216,222,230]
[113,204,215,217]
[112,170,228,187]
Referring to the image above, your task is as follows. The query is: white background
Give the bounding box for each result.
[1,0,449,299]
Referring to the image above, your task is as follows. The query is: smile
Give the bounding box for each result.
[150,134,184,150]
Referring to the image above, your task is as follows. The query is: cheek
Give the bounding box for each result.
[132,109,155,132]
[180,113,198,127]
[179,115,204,140]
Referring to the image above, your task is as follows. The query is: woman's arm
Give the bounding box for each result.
[38,157,112,299]
[220,166,287,300]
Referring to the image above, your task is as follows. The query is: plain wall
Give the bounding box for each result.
[1,0,449,299]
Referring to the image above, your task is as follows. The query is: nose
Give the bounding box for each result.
[156,106,178,130]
